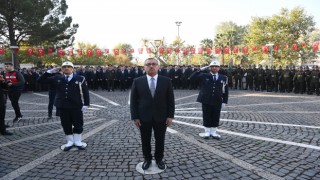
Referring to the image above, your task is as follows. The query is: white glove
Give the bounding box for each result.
[47,67,60,74]
[200,66,208,71]
[221,103,226,109]
[81,106,88,112]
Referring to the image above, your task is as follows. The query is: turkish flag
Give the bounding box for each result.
[58,49,64,56]
[0,48,4,55]
[174,48,180,53]
[262,46,268,53]
[105,49,109,54]
[242,46,248,54]
[198,48,203,54]
[68,49,73,56]
[273,45,279,51]
[190,48,195,54]
[77,49,83,55]
[87,49,93,56]
[224,47,230,54]
[206,48,212,54]
[130,48,134,53]
[301,42,307,47]
[47,48,53,54]
[166,48,172,54]
[114,49,119,55]
[138,48,143,54]
[312,42,319,52]
[146,48,151,54]
[233,47,239,54]
[291,44,298,51]
[27,48,33,56]
[121,48,126,54]
[159,48,164,54]
[96,49,102,56]
[252,46,258,51]
[183,48,189,55]
[37,48,44,57]
[215,47,221,54]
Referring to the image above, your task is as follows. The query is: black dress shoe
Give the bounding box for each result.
[63,145,73,151]
[156,161,166,170]
[142,160,152,170]
[1,131,13,135]
[76,145,86,150]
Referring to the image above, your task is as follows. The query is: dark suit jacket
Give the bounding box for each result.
[130,75,175,122]
[190,71,228,106]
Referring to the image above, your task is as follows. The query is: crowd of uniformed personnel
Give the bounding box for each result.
[1,63,319,96]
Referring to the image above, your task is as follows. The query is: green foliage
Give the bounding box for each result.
[245,7,316,66]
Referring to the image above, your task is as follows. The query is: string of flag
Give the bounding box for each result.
[0,42,319,57]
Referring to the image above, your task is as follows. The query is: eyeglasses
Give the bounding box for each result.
[62,66,73,68]
[145,63,158,67]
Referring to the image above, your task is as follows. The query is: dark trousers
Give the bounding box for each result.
[234,76,242,89]
[202,103,222,127]
[107,79,114,91]
[60,108,83,135]
[246,78,253,90]
[0,106,6,133]
[8,90,22,117]
[140,120,167,162]
[48,90,56,117]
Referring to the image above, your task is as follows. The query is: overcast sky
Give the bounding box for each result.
[66,0,320,49]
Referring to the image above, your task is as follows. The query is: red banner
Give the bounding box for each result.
[312,42,319,52]
[262,46,268,53]
[159,48,164,54]
[224,47,230,54]
[233,47,239,53]
[252,46,258,51]
[174,48,180,53]
[27,48,33,56]
[301,42,307,47]
[0,48,4,55]
[138,48,143,54]
[166,48,172,54]
[96,49,102,56]
[291,44,298,51]
[48,48,53,54]
[130,48,134,53]
[77,49,82,56]
[146,48,151,54]
[190,48,195,54]
[114,49,119,55]
[183,48,189,55]
[273,45,279,51]
[242,46,248,54]
[206,48,212,54]
[38,48,44,57]
[105,49,109,54]
[58,48,64,56]
[87,49,93,56]
[198,48,203,54]
[121,48,126,54]
[215,47,221,54]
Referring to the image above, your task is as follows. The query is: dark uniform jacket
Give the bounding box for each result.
[190,71,228,106]
[0,81,8,108]
[38,73,90,109]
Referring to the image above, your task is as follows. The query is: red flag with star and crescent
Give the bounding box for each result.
[58,48,64,56]
[38,48,44,57]
[27,48,33,56]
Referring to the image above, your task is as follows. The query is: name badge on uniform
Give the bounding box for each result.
[206,78,209,81]
[75,81,79,84]
[57,80,61,83]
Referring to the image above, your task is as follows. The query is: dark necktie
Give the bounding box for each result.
[213,75,216,81]
[65,76,69,82]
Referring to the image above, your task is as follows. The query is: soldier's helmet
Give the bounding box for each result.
[285,65,289,69]
[62,61,74,68]
[272,65,276,69]
[278,65,282,69]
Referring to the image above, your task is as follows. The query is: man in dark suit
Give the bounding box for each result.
[130,58,175,171]
[190,59,228,139]
[38,61,90,151]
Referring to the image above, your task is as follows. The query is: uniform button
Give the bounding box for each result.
[66,84,68,86]
[65,96,67,98]
[66,88,68,90]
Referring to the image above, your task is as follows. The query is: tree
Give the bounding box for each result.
[0,0,78,68]
[245,7,316,66]
[214,21,247,65]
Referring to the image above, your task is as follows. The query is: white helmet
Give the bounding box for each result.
[62,61,74,68]
[209,60,220,67]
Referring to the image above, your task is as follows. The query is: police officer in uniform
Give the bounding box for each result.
[293,66,305,94]
[245,65,254,90]
[189,59,228,139]
[310,65,320,96]
[38,62,90,151]
[270,66,279,92]
[233,65,243,90]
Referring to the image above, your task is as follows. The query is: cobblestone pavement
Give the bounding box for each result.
[1,89,320,180]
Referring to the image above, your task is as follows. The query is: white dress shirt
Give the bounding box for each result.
[64,73,74,82]
[146,74,158,89]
